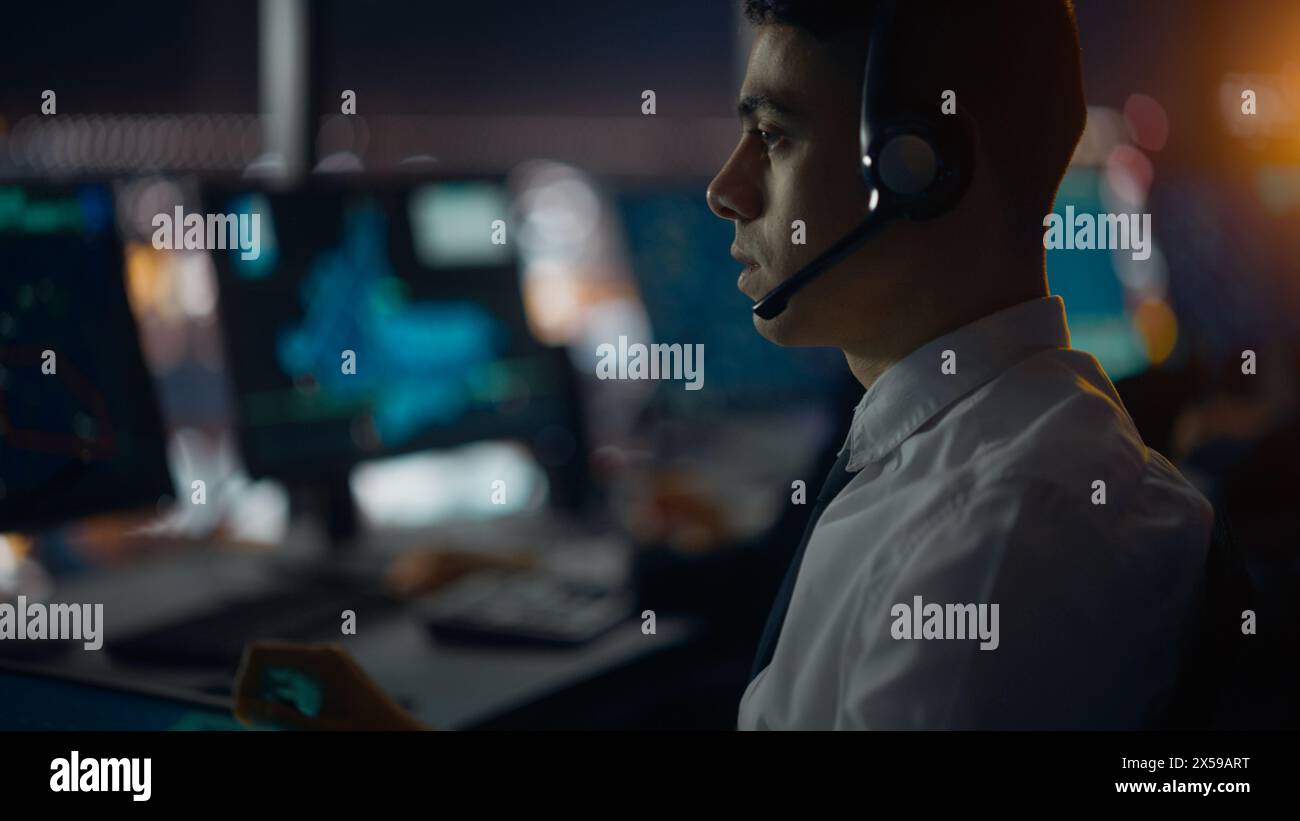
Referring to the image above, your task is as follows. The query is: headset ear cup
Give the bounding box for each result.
[857,0,976,220]
[877,134,939,197]
[864,119,974,220]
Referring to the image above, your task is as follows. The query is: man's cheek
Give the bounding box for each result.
[761,251,792,289]
[772,242,814,282]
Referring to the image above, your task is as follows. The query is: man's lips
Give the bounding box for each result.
[733,247,762,298]
[731,246,761,290]
[730,245,759,269]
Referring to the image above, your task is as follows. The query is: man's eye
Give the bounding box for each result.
[748,128,784,152]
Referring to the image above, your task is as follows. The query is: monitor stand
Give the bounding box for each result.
[286,477,358,549]
[274,478,384,586]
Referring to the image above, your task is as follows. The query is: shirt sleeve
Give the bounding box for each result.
[835,476,1209,730]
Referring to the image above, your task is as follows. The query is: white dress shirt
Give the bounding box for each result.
[738,296,1213,730]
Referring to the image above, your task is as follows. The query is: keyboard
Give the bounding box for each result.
[416,573,635,647]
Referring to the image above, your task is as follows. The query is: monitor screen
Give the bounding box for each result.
[205,179,576,482]
[0,183,173,531]
[1046,167,1152,381]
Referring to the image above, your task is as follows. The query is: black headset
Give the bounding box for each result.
[751,0,977,320]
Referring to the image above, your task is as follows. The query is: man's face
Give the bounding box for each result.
[707,24,907,347]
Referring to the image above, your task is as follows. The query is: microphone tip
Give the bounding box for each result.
[752,295,786,320]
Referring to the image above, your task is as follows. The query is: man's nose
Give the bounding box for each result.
[706,146,761,222]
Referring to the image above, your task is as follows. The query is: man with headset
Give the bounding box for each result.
[713,0,1212,729]
[232,0,1213,730]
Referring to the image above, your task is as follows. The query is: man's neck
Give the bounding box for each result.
[843,351,893,391]
[841,282,1048,392]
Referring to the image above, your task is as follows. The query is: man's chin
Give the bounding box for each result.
[752,306,806,347]
[744,271,825,347]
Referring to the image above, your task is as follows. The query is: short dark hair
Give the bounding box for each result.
[742,0,1086,246]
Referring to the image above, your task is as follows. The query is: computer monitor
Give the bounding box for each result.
[1046,167,1153,381]
[204,178,588,532]
[0,182,173,532]
[615,186,845,411]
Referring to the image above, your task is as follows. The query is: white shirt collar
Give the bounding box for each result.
[843,296,1071,470]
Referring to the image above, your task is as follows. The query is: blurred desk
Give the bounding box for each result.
[14,546,702,730]
[354,610,697,729]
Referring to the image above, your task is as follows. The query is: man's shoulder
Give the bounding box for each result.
[956,348,1154,492]
[905,346,1212,540]
[830,345,1213,556]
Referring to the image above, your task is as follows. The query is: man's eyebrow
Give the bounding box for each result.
[737,94,798,120]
